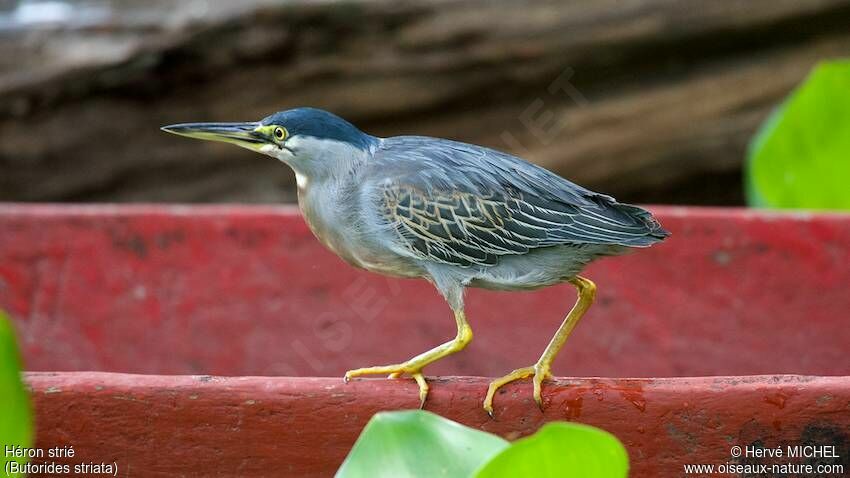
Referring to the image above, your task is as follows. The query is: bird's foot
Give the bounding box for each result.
[483,363,552,417]
[343,326,472,409]
[344,364,429,408]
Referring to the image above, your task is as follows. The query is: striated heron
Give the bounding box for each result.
[162,107,669,415]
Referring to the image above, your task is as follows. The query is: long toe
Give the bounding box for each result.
[531,366,552,411]
[344,365,431,407]
[344,364,408,380]
[412,372,429,408]
[483,366,536,417]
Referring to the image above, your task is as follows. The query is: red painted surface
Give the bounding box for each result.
[4,205,850,477]
[25,373,850,477]
[1,205,848,378]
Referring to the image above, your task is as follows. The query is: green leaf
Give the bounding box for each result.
[746,59,850,210]
[0,311,32,477]
[336,410,508,478]
[473,422,628,478]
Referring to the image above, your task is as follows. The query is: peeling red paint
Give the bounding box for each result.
[764,391,789,409]
[622,390,647,412]
[563,396,583,420]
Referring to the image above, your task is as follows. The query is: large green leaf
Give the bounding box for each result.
[473,422,628,478]
[746,59,850,210]
[336,410,508,478]
[0,311,32,477]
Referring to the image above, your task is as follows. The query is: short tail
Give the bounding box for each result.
[616,204,671,246]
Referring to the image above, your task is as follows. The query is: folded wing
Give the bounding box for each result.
[373,136,669,267]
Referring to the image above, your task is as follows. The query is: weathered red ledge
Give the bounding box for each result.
[26,373,849,477]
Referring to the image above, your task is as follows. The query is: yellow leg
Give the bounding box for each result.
[345,309,472,407]
[483,276,596,416]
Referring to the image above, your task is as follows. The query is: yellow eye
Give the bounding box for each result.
[274,127,287,141]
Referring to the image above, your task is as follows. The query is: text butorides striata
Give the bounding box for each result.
[162,108,669,415]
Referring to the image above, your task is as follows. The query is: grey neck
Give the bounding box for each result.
[283,135,379,189]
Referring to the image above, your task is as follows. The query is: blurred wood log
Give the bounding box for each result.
[2,0,850,204]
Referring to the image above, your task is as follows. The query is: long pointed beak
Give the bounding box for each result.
[161,122,266,150]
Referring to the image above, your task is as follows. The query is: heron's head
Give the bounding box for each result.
[161,107,376,179]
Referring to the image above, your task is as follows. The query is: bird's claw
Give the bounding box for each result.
[483,363,552,417]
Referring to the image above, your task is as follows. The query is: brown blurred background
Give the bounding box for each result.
[2,0,849,205]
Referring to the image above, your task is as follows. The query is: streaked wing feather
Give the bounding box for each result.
[374,136,668,267]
